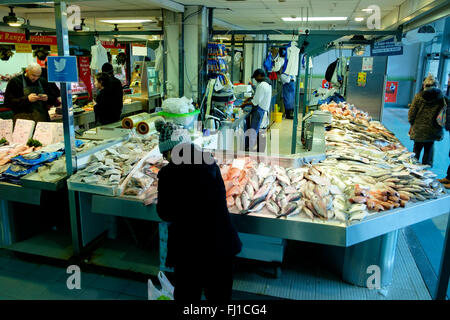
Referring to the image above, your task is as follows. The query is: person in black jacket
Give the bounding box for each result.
[93,72,121,125]
[101,62,123,118]
[4,63,57,123]
[155,119,242,302]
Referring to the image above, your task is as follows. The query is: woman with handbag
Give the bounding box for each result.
[408,75,445,167]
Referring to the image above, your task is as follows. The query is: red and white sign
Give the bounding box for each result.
[0,31,57,45]
[321,80,333,89]
[385,81,398,103]
[77,56,92,100]
[101,41,126,49]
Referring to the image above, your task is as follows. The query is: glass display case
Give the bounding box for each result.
[147,66,160,96]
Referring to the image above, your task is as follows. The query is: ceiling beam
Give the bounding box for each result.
[40,30,163,36]
[148,0,184,13]
[212,17,243,31]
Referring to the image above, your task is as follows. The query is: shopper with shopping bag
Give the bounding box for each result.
[408,75,446,166]
[155,119,242,302]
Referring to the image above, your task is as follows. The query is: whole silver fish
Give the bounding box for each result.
[241,191,250,210]
[245,183,255,200]
[287,192,302,202]
[254,181,274,199]
[276,173,291,186]
[241,199,266,215]
[277,202,299,219]
[249,174,260,192]
[235,195,243,211]
[266,200,281,215]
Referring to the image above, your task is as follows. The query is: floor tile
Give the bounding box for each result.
[77,288,120,300]
[0,258,40,276]
[56,269,100,289]
[120,280,148,298]
[31,281,85,300]
[25,264,67,283]
[116,293,146,300]
[88,274,130,293]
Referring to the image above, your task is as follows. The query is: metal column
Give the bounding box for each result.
[54,0,76,175]
[291,36,302,154]
[231,33,235,83]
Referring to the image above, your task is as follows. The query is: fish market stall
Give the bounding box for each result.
[64,102,449,287]
[0,139,104,258]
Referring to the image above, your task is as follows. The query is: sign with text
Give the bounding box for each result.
[0,31,56,45]
[371,38,403,56]
[15,43,32,53]
[385,81,398,103]
[77,56,92,99]
[47,56,78,83]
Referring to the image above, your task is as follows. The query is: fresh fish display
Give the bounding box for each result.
[266,200,281,216]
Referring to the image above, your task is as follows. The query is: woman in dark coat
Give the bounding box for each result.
[155,120,242,302]
[408,75,446,166]
[93,72,122,125]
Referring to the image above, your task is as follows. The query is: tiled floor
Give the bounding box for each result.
[382,106,449,298]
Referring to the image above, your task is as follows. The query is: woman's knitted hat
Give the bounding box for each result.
[155,119,191,154]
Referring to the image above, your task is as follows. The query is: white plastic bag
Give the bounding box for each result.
[147,271,174,300]
[158,271,174,298]
[162,97,195,114]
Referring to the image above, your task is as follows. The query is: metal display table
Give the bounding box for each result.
[69,190,450,287]
[0,176,73,259]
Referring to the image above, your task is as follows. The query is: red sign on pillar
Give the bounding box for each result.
[78,56,92,100]
[385,81,398,103]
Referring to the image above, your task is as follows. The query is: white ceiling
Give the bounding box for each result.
[0,0,408,32]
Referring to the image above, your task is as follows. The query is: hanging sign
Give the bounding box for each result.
[371,38,403,56]
[0,31,56,45]
[321,80,333,89]
[110,48,119,55]
[15,43,32,53]
[362,57,373,72]
[50,45,58,53]
[47,56,78,83]
[77,56,92,99]
[385,81,398,103]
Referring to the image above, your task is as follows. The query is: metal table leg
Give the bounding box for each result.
[342,230,399,288]
[0,200,14,247]
[159,222,173,273]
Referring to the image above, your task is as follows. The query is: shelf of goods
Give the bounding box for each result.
[66,100,449,287]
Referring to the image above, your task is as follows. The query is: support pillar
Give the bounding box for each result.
[183,5,207,102]
[163,9,182,98]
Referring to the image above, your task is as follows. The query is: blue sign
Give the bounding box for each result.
[47,56,78,83]
[371,38,403,56]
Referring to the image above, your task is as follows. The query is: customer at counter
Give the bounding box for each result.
[93,72,122,125]
[4,63,57,123]
[102,62,123,115]
[155,119,242,302]
[240,68,272,151]
[408,75,446,167]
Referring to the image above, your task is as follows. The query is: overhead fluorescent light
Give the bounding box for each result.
[100,19,152,24]
[361,8,373,12]
[354,17,364,22]
[282,17,347,22]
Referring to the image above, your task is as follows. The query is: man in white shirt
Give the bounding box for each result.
[240,69,272,151]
